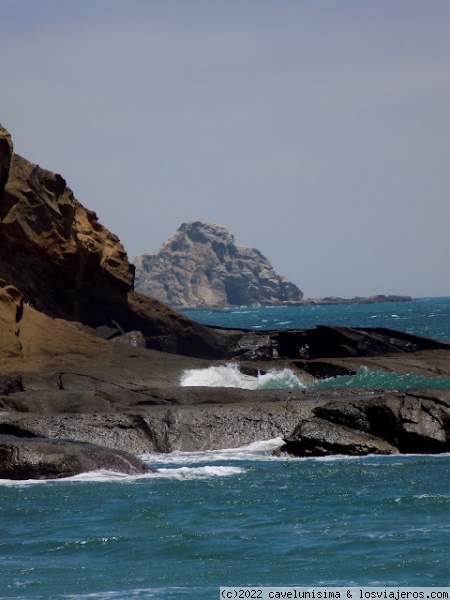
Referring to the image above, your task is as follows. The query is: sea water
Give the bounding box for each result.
[182,297,450,342]
[2,298,450,599]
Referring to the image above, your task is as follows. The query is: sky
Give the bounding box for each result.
[1,0,450,299]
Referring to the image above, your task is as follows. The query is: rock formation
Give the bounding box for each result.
[0,435,152,480]
[134,221,303,308]
[0,147,133,326]
[0,128,236,358]
[279,390,450,457]
[1,122,450,477]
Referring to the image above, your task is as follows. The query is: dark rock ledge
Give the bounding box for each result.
[0,434,152,480]
[279,389,450,457]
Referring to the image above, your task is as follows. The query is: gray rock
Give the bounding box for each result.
[112,330,147,348]
[0,434,153,480]
[280,390,450,457]
[279,417,399,456]
[134,221,303,308]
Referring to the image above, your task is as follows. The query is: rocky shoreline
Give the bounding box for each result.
[181,294,412,311]
[0,122,449,479]
[1,297,450,477]
[3,386,450,458]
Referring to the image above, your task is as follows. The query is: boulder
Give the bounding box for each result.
[134,221,303,308]
[280,390,450,457]
[279,417,399,456]
[0,434,153,480]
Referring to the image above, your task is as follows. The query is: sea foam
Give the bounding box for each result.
[180,364,450,392]
[180,363,304,389]
[140,437,285,466]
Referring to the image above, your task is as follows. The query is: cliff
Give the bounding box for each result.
[0,126,232,358]
[134,221,303,309]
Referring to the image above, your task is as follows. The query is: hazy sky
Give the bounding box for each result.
[2,0,450,298]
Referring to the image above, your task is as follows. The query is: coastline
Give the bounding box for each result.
[1,124,449,478]
[177,295,413,312]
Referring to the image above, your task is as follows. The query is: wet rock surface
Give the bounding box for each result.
[279,389,450,457]
[1,298,450,469]
[0,434,152,480]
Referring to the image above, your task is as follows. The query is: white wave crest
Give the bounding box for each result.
[0,464,246,486]
[140,437,285,466]
[154,465,244,480]
[180,363,304,389]
[0,469,139,486]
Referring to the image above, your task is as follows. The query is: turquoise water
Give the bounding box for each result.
[312,366,450,390]
[182,297,450,342]
[180,363,450,391]
[2,298,450,599]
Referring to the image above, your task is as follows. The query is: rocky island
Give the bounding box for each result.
[133,221,411,309]
[1,122,450,478]
[134,220,303,309]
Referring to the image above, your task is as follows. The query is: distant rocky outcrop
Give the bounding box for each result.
[134,221,303,309]
[301,295,412,306]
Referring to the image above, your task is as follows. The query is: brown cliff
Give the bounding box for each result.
[0,125,231,358]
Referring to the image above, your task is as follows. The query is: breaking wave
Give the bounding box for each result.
[180,363,304,389]
[140,438,285,466]
[0,465,245,486]
[180,364,450,391]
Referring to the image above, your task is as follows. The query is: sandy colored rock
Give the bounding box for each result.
[0,128,240,359]
[0,280,23,360]
[0,152,133,324]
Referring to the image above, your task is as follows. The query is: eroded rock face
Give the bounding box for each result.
[0,151,134,325]
[134,221,303,308]
[0,126,233,357]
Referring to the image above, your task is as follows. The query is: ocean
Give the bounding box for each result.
[2,298,450,599]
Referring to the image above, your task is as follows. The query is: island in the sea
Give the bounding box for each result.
[134,220,304,309]
[134,221,411,309]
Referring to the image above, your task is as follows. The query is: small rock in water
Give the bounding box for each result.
[0,435,154,480]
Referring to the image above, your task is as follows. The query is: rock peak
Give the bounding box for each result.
[173,221,236,247]
[180,220,234,238]
[134,221,303,309]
